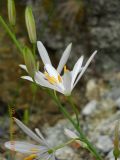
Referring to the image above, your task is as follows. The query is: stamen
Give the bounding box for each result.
[44,71,48,76]
[58,75,62,83]
[64,65,69,73]
[47,76,58,84]
[44,71,61,84]
[24,154,36,160]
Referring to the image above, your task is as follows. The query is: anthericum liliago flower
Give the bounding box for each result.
[5,118,56,160]
[20,41,97,96]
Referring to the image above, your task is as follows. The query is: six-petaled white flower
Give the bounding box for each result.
[20,41,97,96]
[5,118,56,160]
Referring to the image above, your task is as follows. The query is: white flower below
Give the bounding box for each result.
[20,41,97,96]
[64,128,87,148]
[5,118,56,160]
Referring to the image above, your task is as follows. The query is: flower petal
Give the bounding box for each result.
[35,128,45,141]
[5,141,45,154]
[64,128,78,139]
[14,118,45,145]
[35,71,64,94]
[46,154,55,160]
[50,154,56,160]
[21,76,33,82]
[37,41,52,65]
[38,152,51,160]
[19,64,27,72]
[71,56,84,89]
[74,50,97,87]
[64,129,87,148]
[62,71,72,95]
[45,64,59,79]
[57,43,72,74]
[35,128,49,147]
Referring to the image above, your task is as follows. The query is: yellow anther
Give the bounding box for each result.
[58,75,62,83]
[44,71,59,84]
[44,71,48,76]
[47,76,58,84]
[64,65,69,73]
[24,154,36,160]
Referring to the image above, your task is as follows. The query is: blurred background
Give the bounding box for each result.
[0,0,120,159]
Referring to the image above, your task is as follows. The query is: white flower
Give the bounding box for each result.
[64,128,87,148]
[5,118,56,160]
[64,128,78,139]
[20,41,97,95]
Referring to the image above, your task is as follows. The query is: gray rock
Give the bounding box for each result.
[43,119,73,147]
[82,100,99,116]
[96,135,113,153]
[85,79,100,100]
[56,147,81,160]
[115,97,120,108]
[106,88,120,100]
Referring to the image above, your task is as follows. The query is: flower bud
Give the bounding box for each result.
[25,6,37,44]
[23,46,36,78]
[7,0,16,26]
[64,128,88,148]
[113,121,120,159]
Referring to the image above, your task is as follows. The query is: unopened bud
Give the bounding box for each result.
[7,0,16,26]
[113,121,120,159]
[23,47,36,78]
[64,128,87,148]
[25,6,37,44]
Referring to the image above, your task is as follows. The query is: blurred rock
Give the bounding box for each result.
[56,147,81,160]
[107,88,120,100]
[82,100,99,116]
[115,97,120,109]
[95,135,113,153]
[43,119,73,146]
[86,79,100,100]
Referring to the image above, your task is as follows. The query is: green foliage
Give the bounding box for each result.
[113,121,120,160]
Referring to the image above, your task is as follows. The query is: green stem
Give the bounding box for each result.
[67,96,80,126]
[8,106,14,141]
[48,138,78,154]
[49,91,102,160]
[23,108,29,125]
[0,16,23,54]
